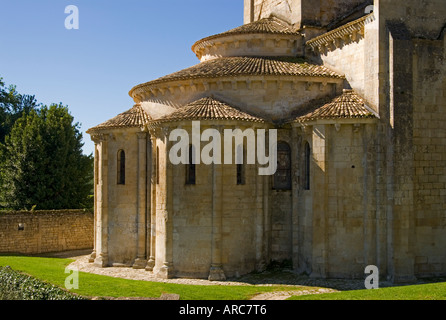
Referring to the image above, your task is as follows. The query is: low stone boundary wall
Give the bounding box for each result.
[0,210,94,255]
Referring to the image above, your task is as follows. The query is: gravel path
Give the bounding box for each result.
[59,250,389,300]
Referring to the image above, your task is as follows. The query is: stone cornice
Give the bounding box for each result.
[130,75,344,103]
[192,33,303,61]
[306,13,375,53]
[129,56,345,101]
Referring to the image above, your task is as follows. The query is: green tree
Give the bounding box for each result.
[0,104,93,210]
[0,77,39,144]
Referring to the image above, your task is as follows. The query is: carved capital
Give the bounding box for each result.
[137,132,148,140]
[91,133,108,144]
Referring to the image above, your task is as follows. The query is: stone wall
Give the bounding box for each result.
[0,210,94,255]
[105,129,142,266]
[317,37,365,97]
[245,0,367,27]
[412,38,446,278]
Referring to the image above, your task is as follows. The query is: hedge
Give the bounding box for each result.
[0,266,88,300]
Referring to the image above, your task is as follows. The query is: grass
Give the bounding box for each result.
[2,254,446,300]
[289,282,446,300]
[0,255,310,300]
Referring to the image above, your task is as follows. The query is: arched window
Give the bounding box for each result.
[273,142,291,191]
[117,150,126,185]
[236,144,245,185]
[304,142,311,190]
[156,147,160,185]
[186,145,196,185]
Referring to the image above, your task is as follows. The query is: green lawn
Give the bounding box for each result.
[289,282,446,300]
[2,255,446,300]
[0,255,310,300]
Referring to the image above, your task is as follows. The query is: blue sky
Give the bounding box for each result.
[0,0,244,155]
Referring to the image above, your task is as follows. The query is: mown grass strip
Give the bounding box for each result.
[289,282,446,300]
[0,255,309,300]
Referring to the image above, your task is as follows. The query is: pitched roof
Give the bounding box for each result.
[130,56,344,95]
[218,16,298,35]
[150,97,265,125]
[87,104,151,133]
[192,17,300,49]
[294,90,377,122]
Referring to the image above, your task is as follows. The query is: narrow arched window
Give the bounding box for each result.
[117,150,126,185]
[236,144,245,185]
[304,142,311,190]
[186,145,196,185]
[156,147,160,185]
[273,142,291,191]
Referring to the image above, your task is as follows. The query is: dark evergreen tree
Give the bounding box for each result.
[0,104,93,210]
[0,77,39,144]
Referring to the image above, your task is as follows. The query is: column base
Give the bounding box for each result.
[145,258,155,272]
[88,251,96,263]
[94,254,108,268]
[208,265,226,281]
[157,263,174,279]
[132,258,147,270]
[256,261,267,273]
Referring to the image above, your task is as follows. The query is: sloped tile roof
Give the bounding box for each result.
[295,90,377,122]
[193,16,300,48]
[130,56,344,95]
[150,97,265,124]
[217,16,299,35]
[87,104,151,133]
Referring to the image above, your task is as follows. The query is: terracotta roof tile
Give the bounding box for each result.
[150,97,265,124]
[295,90,377,122]
[130,56,344,95]
[193,17,300,48]
[87,104,151,133]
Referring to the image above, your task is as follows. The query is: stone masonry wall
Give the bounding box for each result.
[412,38,446,277]
[246,0,366,27]
[0,210,94,254]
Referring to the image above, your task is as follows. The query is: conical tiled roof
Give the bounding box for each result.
[150,97,265,125]
[222,16,298,35]
[295,90,377,122]
[192,17,300,49]
[130,56,344,97]
[87,104,151,133]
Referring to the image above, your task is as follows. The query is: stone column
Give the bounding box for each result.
[146,134,157,271]
[310,125,328,278]
[133,132,148,269]
[209,126,226,281]
[291,126,300,272]
[157,128,174,279]
[89,141,99,263]
[94,133,109,268]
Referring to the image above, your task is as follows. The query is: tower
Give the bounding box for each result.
[244,0,371,28]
